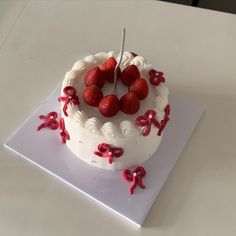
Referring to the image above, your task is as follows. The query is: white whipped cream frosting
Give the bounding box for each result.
[62,51,168,138]
[60,51,169,170]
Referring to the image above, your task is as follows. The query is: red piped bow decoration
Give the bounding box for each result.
[122,166,146,195]
[58,86,79,116]
[59,118,70,143]
[94,143,123,164]
[158,104,170,136]
[149,69,165,86]
[135,109,160,136]
[37,111,59,131]
[135,105,170,136]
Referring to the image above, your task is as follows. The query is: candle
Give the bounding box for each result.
[114,27,126,91]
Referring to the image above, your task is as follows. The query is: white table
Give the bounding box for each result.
[0,1,236,235]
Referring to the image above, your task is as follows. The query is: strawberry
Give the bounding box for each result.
[129,78,149,100]
[120,92,140,114]
[120,65,140,86]
[100,57,121,83]
[131,52,138,57]
[98,95,120,117]
[84,67,105,88]
[83,84,103,107]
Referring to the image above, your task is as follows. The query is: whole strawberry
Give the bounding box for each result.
[129,78,149,100]
[98,95,120,117]
[83,84,103,107]
[100,57,121,83]
[84,67,105,88]
[120,92,140,114]
[120,65,140,86]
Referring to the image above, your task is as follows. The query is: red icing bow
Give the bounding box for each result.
[122,166,146,195]
[135,109,160,136]
[59,118,70,143]
[158,104,170,136]
[149,69,165,86]
[37,111,59,131]
[58,86,79,116]
[135,105,170,136]
[94,143,123,164]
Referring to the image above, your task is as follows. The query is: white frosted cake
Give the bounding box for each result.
[58,51,170,170]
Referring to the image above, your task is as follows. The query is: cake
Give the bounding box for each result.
[58,51,170,171]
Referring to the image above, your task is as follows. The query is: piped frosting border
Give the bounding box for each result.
[60,51,169,139]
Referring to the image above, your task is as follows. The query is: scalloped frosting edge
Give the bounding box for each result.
[60,51,169,139]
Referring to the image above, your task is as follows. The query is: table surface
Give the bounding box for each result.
[0,1,235,235]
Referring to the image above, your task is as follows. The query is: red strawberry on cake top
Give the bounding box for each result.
[84,67,105,88]
[121,65,140,86]
[100,57,121,83]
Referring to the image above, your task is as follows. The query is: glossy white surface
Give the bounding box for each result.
[0,1,236,235]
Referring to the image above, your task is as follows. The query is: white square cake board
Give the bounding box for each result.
[4,85,204,227]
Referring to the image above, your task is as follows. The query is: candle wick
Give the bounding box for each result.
[114,27,125,92]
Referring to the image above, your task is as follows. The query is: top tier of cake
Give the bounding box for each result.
[61,51,169,140]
